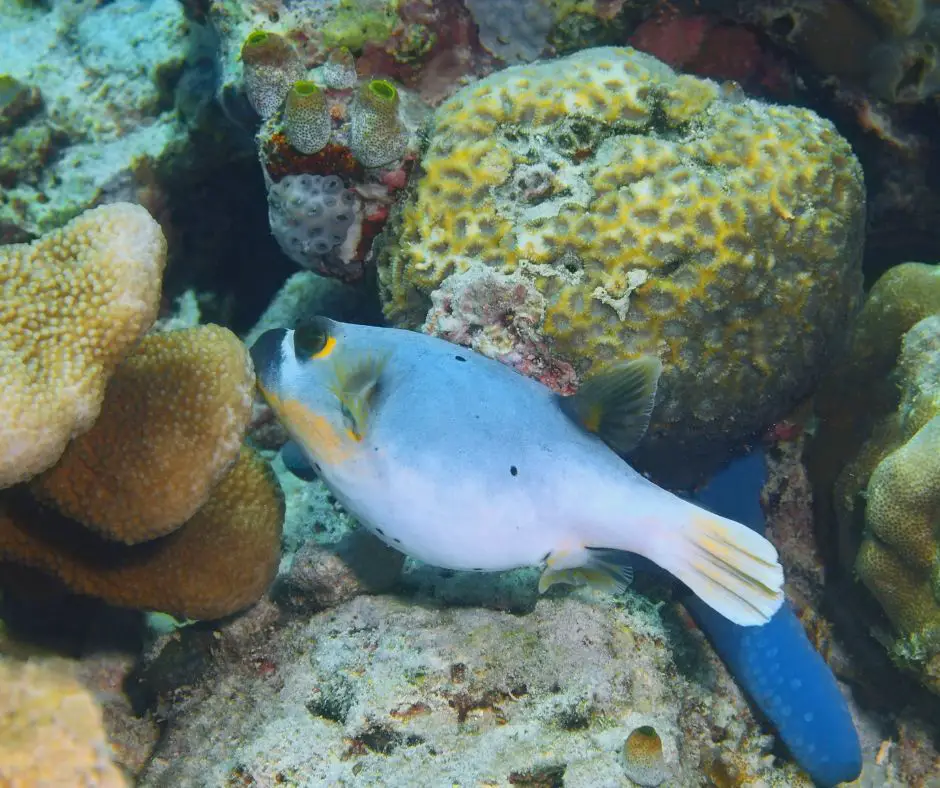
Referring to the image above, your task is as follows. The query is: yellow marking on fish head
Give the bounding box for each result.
[260,384,357,467]
[311,334,336,360]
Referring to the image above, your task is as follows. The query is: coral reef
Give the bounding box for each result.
[853,315,940,690]
[31,325,256,544]
[464,0,556,64]
[0,0,200,240]
[0,656,127,786]
[378,46,865,482]
[810,262,940,692]
[0,446,283,620]
[247,38,428,282]
[267,174,359,273]
[0,202,166,488]
[136,591,807,786]
[0,204,283,620]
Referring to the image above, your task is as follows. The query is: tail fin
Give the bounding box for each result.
[657,512,785,626]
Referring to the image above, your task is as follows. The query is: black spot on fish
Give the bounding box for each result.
[510,465,518,476]
[313,463,321,473]
[455,355,467,362]
[376,528,385,536]
[393,538,401,544]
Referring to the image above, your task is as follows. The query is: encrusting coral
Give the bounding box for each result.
[379,46,865,481]
[816,263,940,692]
[0,447,283,620]
[0,656,127,787]
[31,325,256,545]
[853,314,940,690]
[0,202,166,489]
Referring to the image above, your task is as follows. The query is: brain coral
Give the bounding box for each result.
[852,314,940,690]
[0,447,284,620]
[378,47,865,479]
[31,325,256,545]
[0,203,166,489]
[0,656,126,787]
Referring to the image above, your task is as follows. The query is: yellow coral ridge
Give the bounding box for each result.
[0,203,166,489]
[379,47,864,466]
[0,657,127,787]
[0,447,284,620]
[32,325,256,544]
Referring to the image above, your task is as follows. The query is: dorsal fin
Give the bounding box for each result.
[330,354,387,440]
[558,355,662,455]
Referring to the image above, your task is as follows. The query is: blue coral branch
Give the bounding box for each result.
[686,450,862,787]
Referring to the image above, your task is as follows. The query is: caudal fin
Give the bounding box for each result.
[658,512,784,626]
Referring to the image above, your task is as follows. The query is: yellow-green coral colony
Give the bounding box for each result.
[350,78,408,168]
[285,80,331,155]
[378,46,865,476]
[241,30,304,119]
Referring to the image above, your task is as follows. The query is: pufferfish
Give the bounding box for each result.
[250,317,785,626]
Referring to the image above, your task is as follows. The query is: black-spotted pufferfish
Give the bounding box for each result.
[250,317,784,626]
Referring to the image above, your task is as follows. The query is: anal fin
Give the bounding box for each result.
[538,547,634,594]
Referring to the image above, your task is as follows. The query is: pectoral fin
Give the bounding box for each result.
[330,354,388,441]
[558,356,662,454]
[279,440,318,481]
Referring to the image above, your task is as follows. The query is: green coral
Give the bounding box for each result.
[855,316,940,690]
[321,0,399,53]
[827,263,940,692]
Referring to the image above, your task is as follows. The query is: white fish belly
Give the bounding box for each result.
[351,466,562,571]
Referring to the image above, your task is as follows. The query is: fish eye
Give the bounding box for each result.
[294,318,335,360]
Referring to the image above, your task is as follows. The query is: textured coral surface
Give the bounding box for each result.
[379,46,865,477]
[32,325,256,544]
[0,447,284,620]
[817,263,940,692]
[0,202,166,488]
[854,315,940,691]
[0,656,127,787]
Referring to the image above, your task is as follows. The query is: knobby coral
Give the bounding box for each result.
[31,325,256,544]
[0,657,127,787]
[0,203,166,488]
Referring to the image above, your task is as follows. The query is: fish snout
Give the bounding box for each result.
[249,328,289,390]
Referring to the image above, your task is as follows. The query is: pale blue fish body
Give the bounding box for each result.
[251,318,785,627]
